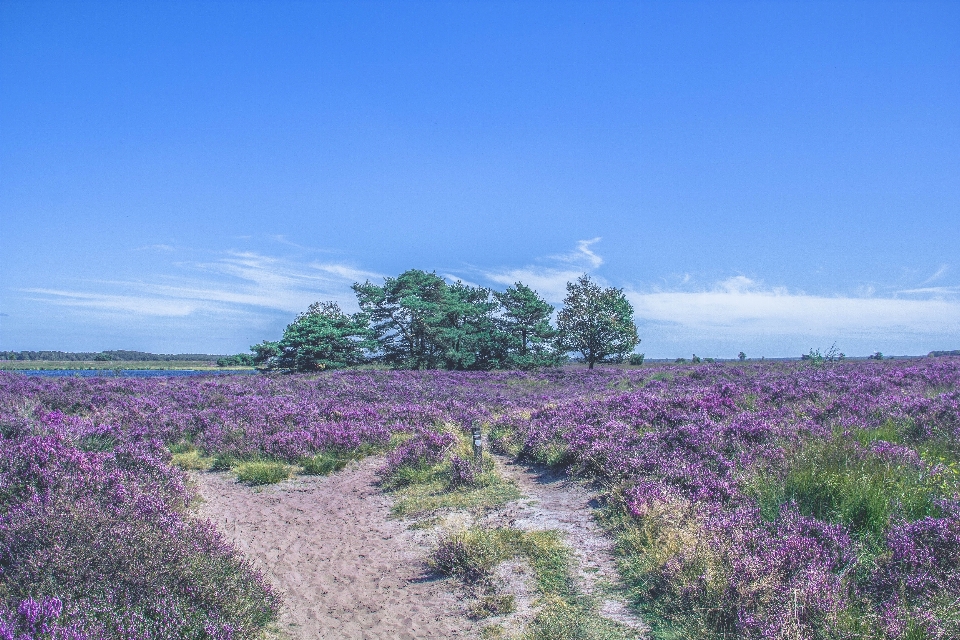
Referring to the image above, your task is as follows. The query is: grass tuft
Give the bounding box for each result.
[172,449,213,471]
[430,528,513,583]
[523,595,635,640]
[298,450,354,476]
[235,461,292,486]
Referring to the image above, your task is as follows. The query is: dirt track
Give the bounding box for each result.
[196,460,475,640]
[490,458,647,632]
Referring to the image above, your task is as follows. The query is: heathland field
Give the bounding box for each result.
[2,359,959,639]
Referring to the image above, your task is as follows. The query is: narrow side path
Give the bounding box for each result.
[489,456,648,633]
[195,458,476,640]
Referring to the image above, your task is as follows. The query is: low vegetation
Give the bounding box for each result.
[234,460,293,485]
[378,427,521,517]
[431,526,636,639]
[2,358,959,637]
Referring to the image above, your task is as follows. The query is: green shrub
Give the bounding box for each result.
[299,451,351,476]
[172,450,212,471]
[235,461,292,486]
[430,528,511,583]
[210,452,237,471]
[628,353,645,366]
[747,438,940,542]
[168,440,196,454]
[489,423,523,456]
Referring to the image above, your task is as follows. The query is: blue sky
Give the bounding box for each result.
[2,1,958,358]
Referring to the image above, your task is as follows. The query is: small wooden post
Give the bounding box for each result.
[472,424,482,464]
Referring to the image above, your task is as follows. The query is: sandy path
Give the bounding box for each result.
[196,459,476,640]
[490,457,648,633]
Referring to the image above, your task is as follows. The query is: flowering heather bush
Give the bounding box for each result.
[448,454,479,487]
[2,360,959,637]
[0,368,604,634]
[487,359,960,638]
[0,426,279,638]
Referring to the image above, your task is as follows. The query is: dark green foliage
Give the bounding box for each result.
[556,275,640,369]
[628,353,645,365]
[254,301,376,372]
[435,281,504,370]
[250,340,281,367]
[495,282,565,369]
[353,269,445,369]
[210,452,237,471]
[353,270,503,370]
[217,353,254,367]
[247,270,636,372]
[802,343,846,365]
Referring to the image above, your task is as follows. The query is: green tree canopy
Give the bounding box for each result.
[494,282,564,369]
[352,270,502,370]
[556,275,639,369]
[252,301,375,372]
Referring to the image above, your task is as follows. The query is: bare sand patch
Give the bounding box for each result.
[196,459,476,640]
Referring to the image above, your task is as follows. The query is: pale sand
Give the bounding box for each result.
[196,459,476,640]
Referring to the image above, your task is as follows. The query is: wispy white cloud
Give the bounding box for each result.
[897,285,960,297]
[309,262,383,282]
[23,289,197,317]
[17,242,959,356]
[478,238,604,301]
[922,264,950,284]
[549,238,604,269]
[22,252,382,318]
[626,279,960,336]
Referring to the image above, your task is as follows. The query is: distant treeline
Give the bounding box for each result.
[929,350,960,357]
[0,350,225,362]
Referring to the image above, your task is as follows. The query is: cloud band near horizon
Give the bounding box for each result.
[6,241,959,356]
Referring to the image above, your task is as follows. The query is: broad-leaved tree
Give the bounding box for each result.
[556,275,639,369]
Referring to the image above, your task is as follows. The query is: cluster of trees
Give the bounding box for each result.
[252,270,639,372]
[215,354,255,367]
[0,350,224,362]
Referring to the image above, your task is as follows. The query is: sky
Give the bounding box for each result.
[1,0,958,358]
